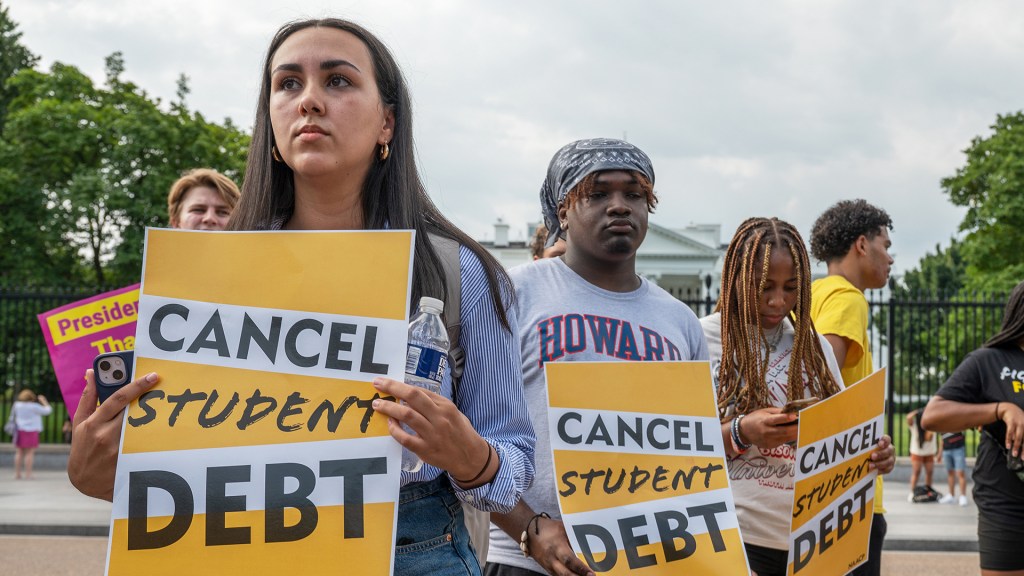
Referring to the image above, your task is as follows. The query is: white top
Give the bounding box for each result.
[12,401,52,433]
[908,416,939,457]
[700,313,844,551]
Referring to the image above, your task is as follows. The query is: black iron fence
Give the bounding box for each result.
[0,284,1010,456]
[675,284,1006,457]
[0,286,108,444]
[867,287,1006,458]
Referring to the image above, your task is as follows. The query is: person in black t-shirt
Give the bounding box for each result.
[923,280,1024,575]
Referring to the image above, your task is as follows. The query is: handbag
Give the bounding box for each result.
[4,411,15,437]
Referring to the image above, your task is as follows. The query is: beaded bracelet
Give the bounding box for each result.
[731,414,751,454]
[519,512,550,557]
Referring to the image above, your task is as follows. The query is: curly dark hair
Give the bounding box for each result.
[809,199,893,263]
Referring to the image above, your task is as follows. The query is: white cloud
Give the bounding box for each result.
[6,0,1020,273]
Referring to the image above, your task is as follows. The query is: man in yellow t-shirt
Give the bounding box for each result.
[810,199,894,576]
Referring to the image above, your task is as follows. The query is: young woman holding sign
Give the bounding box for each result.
[700,217,895,576]
[68,19,535,574]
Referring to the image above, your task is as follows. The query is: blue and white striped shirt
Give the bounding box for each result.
[268,218,535,512]
[404,245,535,513]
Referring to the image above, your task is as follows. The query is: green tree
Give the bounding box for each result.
[0,0,38,131]
[941,111,1024,292]
[899,239,968,296]
[0,41,250,414]
[0,54,249,286]
[883,240,972,395]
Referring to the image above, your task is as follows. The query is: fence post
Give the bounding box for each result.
[703,274,714,317]
[886,278,896,440]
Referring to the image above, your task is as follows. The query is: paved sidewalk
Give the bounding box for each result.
[880,477,977,551]
[0,460,982,575]
[0,464,979,549]
[0,469,110,536]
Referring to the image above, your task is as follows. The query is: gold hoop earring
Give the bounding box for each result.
[272,146,283,163]
[379,142,390,161]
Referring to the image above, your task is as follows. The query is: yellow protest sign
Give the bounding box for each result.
[105,229,413,576]
[788,369,886,576]
[546,361,750,575]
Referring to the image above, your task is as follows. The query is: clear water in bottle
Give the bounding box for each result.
[401,296,450,473]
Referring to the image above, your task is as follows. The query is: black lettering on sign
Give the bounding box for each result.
[574,523,619,573]
[277,392,310,432]
[128,470,194,550]
[125,457,390,550]
[556,411,716,452]
[799,422,881,474]
[319,457,389,539]
[186,310,230,356]
[654,510,695,561]
[558,411,583,444]
[556,463,725,497]
[199,390,240,428]
[570,503,731,572]
[146,303,391,375]
[285,319,324,368]
[619,514,657,569]
[265,462,318,543]
[238,314,281,362]
[129,390,165,426]
[206,465,252,546]
[237,389,278,430]
[150,304,189,352]
[326,322,356,371]
[792,481,874,573]
[359,326,389,375]
[127,389,389,437]
[167,388,208,427]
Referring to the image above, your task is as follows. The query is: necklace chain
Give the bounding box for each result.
[765,324,784,352]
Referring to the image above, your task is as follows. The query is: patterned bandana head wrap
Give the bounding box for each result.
[539,138,655,247]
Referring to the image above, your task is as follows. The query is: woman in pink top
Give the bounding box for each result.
[12,389,52,479]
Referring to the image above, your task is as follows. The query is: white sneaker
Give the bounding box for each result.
[939,494,955,504]
[959,495,968,506]
[907,492,916,503]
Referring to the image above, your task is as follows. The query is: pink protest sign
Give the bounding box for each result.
[37,284,140,421]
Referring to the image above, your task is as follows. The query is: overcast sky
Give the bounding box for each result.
[7,0,1024,274]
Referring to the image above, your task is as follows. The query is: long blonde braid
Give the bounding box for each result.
[715,217,841,418]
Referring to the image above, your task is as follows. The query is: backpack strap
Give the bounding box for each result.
[427,232,489,568]
[426,233,464,399]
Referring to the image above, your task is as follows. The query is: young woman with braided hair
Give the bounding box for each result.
[700,217,895,576]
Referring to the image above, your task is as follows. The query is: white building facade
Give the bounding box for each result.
[479,220,725,301]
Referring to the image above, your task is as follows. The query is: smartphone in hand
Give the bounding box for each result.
[782,397,820,414]
[780,397,819,425]
[93,350,134,403]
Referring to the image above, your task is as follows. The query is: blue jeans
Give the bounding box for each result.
[944,446,967,471]
[395,475,481,576]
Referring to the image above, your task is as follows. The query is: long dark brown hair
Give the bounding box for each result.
[715,217,841,417]
[230,18,512,328]
[985,280,1024,350]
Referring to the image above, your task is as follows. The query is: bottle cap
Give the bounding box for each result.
[419,296,444,314]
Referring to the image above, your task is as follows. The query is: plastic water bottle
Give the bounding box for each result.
[401,296,450,473]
